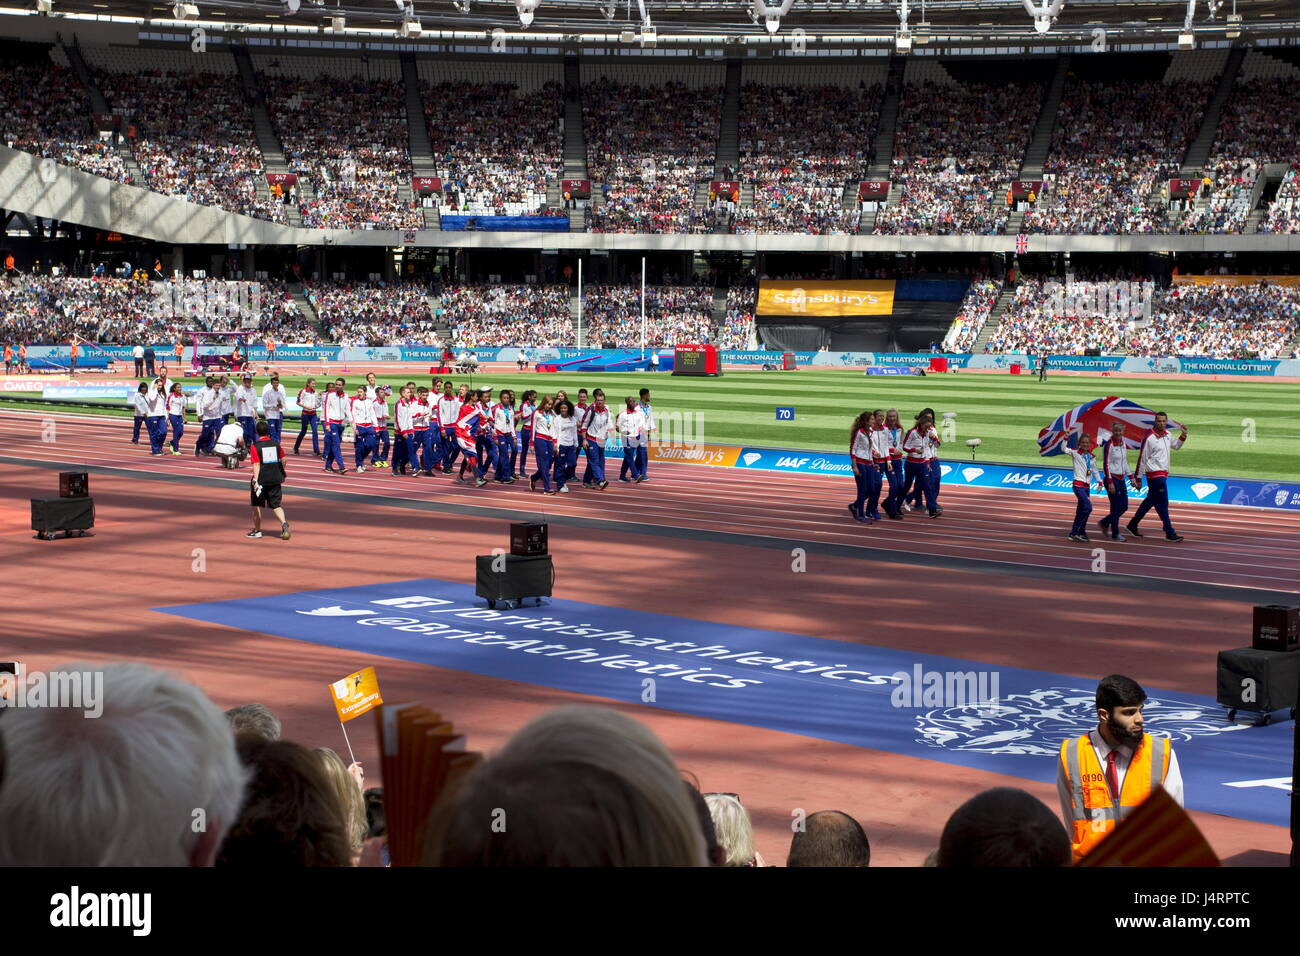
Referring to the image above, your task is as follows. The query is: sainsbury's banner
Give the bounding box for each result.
[757,280,896,317]
[1172,275,1300,288]
[648,443,741,468]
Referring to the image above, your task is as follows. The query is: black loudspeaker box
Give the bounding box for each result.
[60,471,89,497]
[511,521,548,556]
[475,554,554,607]
[31,496,95,537]
[1254,605,1299,652]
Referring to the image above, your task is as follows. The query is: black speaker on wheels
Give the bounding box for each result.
[475,553,553,608]
[1254,605,1300,652]
[31,496,95,539]
[510,521,548,556]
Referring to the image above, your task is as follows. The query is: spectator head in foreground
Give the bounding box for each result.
[937,787,1071,867]
[0,661,248,866]
[683,780,727,866]
[225,703,281,741]
[787,810,872,867]
[425,706,706,866]
[703,793,762,867]
[215,735,353,867]
[314,746,369,857]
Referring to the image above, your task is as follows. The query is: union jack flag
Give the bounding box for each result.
[1015,233,1028,255]
[1037,396,1182,457]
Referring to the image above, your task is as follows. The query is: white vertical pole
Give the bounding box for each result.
[640,256,646,361]
[578,258,583,348]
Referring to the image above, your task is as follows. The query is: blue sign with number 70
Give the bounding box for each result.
[776,407,795,421]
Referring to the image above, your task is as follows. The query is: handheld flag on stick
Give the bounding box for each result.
[1038,396,1182,457]
[329,666,382,764]
[1076,787,1219,867]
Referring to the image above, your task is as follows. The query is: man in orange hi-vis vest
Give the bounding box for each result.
[1057,674,1183,863]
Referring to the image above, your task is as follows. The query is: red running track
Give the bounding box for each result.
[5,408,1298,596]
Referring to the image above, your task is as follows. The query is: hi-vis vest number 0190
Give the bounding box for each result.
[1059,732,1171,862]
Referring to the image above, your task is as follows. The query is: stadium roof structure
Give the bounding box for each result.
[10,1,1300,49]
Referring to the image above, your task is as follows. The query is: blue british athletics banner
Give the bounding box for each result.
[865,367,917,376]
[155,579,1293,827]
[1218,479,1300,511]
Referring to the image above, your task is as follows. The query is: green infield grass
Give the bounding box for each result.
[4,369,1297,481]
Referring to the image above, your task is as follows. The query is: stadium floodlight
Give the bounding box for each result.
[1178,31,1195,49]
[915,20,930,44]
[752,0,794,35]
[36,0,53,13]
[516,0,539,27]
[895,30,912,52]
[1225,13,1241,38]
[172,2,199,19]
[400,18,422,36]
[1021,0,1064,35]
[328,15,345,31]
[620,27,636,42]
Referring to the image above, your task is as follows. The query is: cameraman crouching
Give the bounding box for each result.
[213,419,248,469]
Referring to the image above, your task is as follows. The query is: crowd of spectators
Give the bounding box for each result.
[875,81,1039,236]
[1023,80,1210,234]
[441,284,573,347]
[0,660,1083,867]
[985,275,1299,357]
[305,281,434,345]
[943,278,1003,352]
[0,274,308,344]
[424,81,564,219]
[264,75,421,230]
[717,284,757,350]
[987,277,1142,354]
[95,68,284,223]
[1178,77,1300,234]
[585,285,714,347]
[585,79,721,234]
[1260,167,1300,234]
[1131,280,1300,357]
[732,83,881,235]
[0,61,131,184]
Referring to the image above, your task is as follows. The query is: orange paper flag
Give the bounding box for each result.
[330,666,382,724]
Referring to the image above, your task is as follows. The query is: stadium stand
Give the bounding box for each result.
[1023,54,1215,235]
[582,61,724,234]
[304,281,436,345]
[874,60,1041,236]
[441,284,574,347]
[0,42,130,185]
[256,53,420,230]
[84,46,285,224]
[733,62,885,236]
[943,278,1004,352]
[985,275,1300,357]
[584,285,715,347]
[418,59,565,222]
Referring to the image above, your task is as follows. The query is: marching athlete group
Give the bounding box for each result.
[127,372,661,497]
[847,407,1190,543]
[1064,413,1189,543]
[847,407,946,523]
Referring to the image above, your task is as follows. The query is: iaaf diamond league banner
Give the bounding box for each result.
[731,450,1300,512]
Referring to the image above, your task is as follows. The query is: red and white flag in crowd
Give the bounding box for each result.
[1015,234,1029,255]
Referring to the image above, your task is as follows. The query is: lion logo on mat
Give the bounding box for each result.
[914,687,1243,756]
